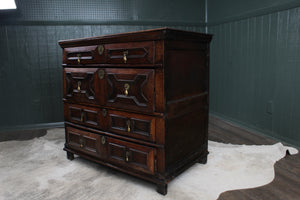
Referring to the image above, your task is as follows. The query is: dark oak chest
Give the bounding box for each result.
[59,28,212,195]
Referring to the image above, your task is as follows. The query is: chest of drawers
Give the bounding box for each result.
[59,28,212,195]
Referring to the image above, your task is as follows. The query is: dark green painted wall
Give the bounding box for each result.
[208,1,300,146]
[1,0,205,25]
[0,0,205,130]
[208,0,300,25]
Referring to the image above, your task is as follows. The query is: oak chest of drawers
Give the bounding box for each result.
[59,28,212,195]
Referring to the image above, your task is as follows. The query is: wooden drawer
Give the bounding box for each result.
[63,45,104,65]
[65,126,102,158]
[65,125,156,175]
[63,68,102,105]
[106,137,156,174]
[63,68,155,112]
[104,68,155,112]
[62,42,154,65]
[64,103,106,130]
[104,41,154,64]
[108,110,155,142]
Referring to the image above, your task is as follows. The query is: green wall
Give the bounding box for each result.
[208,0,300,146]
[0,0,205,130]
[3,0,299,147]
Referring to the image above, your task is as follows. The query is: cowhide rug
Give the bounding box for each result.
[0,128,298,200]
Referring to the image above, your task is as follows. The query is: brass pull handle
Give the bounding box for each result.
[101,136,106,145]
[125,151,130,162]
[124,83,130,96]
[80,112,84,122]
[77,81,81,91]
[123,50,128,64]
[79,139,83,148]
[77,54,81,64]
[126,120,131,132]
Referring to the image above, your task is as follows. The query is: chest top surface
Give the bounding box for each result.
[58,27,212,48]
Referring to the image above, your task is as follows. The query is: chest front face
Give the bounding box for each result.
[59,28,212,195]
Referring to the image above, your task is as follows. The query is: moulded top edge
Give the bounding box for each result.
[58,27,213,48]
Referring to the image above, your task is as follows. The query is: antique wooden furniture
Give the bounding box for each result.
[59,28,212,195]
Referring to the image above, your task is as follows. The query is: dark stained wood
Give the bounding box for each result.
[63,45,105,65]
[104,41,154,64]
[108,109,156,142]
[58,27,212,48]
[164,38,210,172]
[64,103,104,130]
[154,68,165,113]
[59,28,212,195]
[64,122,163,148]
[63,68,102,105]
[65,126,102,158]
[165,107,208,168]
[106,136,156,175]
[154,40,164,64]
[209,115,300,200]
[165,41,209,101]
[209,116,276,145]
[104,68,155,113]
[157,183,168,195]
[66,151,74,160]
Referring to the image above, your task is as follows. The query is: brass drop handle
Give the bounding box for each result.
[101,136,106,145]
[124,83,130,96]
[126,120,131,132]
[80,112,84,122]
[79,139,83,148]
[125,151,130,162]
[123,50,128,64]
[77,81,81,91]
[77,53,81,64]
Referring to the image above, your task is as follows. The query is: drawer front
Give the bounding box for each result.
[66,126,102,158]
[106,137,156,174]
[104,41,154,65]
[108,110,155,142]
[105,68,154,112]
[63,45,104,65]
[63,68,101,105]
[64,103,106,130]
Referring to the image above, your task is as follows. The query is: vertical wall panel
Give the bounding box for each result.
[209,5,300,146]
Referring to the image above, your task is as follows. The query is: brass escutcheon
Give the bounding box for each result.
[101,136,106,145]
[98,45,104,55]
[101,108,107,117]
[98,69,105,80]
